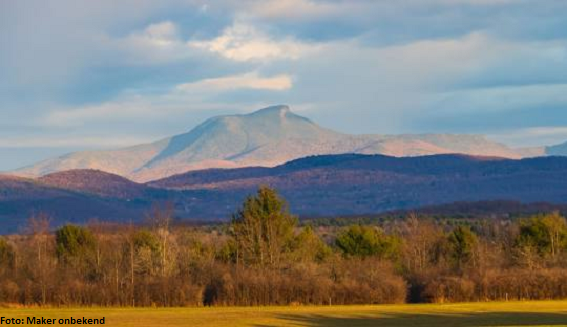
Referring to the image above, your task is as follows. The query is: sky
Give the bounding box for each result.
[2,0,567,170]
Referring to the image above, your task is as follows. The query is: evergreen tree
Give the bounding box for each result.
[447,226,477,269]
[336,225,400,259]
[55,224,96,264]
[231,186,297,267]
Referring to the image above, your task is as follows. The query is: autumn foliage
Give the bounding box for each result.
[1,187,567,306]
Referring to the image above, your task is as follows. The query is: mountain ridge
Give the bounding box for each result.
[38,169,147,199]
[5,153,567,232]
[12,105,556,182]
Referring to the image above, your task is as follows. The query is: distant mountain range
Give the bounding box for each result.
[0,173,153,233]
[4,153,567,233]
[13,105,563,182]
[149,153,567,217]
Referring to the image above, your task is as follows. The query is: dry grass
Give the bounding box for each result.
[2,301,567,326]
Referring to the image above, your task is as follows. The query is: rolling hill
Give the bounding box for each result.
[14,105,534,182]
[148,154,567,218]
[0,171,169,234]
[38,169,147,199]
[4,153,567,233]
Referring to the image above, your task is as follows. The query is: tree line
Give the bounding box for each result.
[1,186,567,306]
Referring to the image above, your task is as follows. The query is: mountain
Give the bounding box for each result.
[546,141,567,156]
[149,154,567,218]
[4,153,567,232]
[38,170,147,199]
[14,105,530,182]
[0,173,155,234]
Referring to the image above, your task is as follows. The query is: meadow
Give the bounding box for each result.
[2,301,567,327]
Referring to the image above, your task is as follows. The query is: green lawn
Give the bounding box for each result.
[2,301,567,326]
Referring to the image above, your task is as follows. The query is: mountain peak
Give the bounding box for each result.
[13,104,540,182]
[249,105,291,117]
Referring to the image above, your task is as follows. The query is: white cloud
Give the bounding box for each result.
[175,72,292,92]
[109,20,198,64]
[40,71,292,127]
[189,22,317,61]
[131,21,179,47]
[109,19,318,64]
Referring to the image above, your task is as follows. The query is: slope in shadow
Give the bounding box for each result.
[141,120,213,169]
[256,311,567,327]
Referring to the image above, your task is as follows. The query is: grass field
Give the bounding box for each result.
[2,301,567,326]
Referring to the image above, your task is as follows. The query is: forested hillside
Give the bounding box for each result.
[5,154,567,233]
[2,188,567,307]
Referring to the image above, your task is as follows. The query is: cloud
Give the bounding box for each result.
[434,83,567,115]
[42,100,158,127]
[175,72,292,92]
[489,126,567,147]
[130,21,179,47]
[0,1,195,90]
[108,21,198,64]
[247,0,341,20]
[40,71,292,127]
[429,0,522,5]
[243,0,517,22]
[189,22,317,61]
[0,135,156,149]
[40,98,221,128]
[3,0,567,165]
